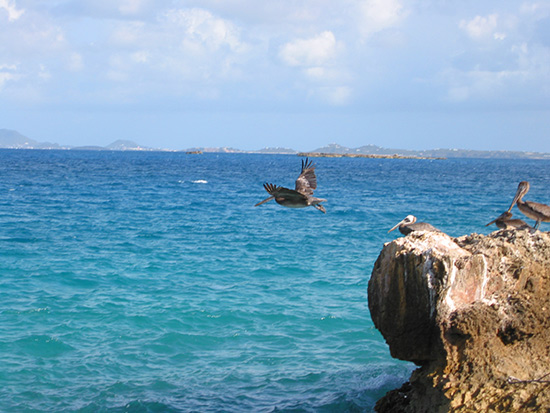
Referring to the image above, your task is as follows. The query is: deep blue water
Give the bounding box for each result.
[1,150,550,412]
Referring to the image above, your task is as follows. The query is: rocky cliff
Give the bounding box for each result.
[368,229,550,412]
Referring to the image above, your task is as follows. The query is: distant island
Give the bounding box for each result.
[1,128,549,160]
[297,152,445,160]
[0,129,163,152]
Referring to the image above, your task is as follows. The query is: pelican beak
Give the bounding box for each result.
[508,184,526,213]
[507,192,520,213]
[388,220,404,233]
[254,196,274,207]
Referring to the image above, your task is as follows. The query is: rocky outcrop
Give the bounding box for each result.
[368,230,550,412]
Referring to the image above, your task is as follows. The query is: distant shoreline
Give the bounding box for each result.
[2,129,550,159]
[6,148,550,161]
[297,152,446,160]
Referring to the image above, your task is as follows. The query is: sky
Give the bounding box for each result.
[1,0,549,151]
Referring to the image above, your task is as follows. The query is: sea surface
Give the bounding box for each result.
[1,150,550,412]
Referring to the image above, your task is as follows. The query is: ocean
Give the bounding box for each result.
[1,150,549,412]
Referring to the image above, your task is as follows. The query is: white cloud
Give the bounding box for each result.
[131,51,149,63]
[100,7,249,90]
[304,67,332,80]
[110,22,145,46]
[459,12,515,42]
[446,4,550,106]
[0,63,17,71]
[68,53,84,71]
[278,31,354,105]
[356,0,407,38]
[520,2,550,16]
[0,0,24,21]
[445,69,512,102]
[443,41,550,103]
[161,8,244,52]
[314,86,353,105]
[0,70,17,89]
[460,14,499,39]
[0,63,25,97]
[279,31,337,67]
[2,17,67,56]
[119,0,148,15]
[106,54,129,82]
[38,64,50,80]
[303,66,353,84]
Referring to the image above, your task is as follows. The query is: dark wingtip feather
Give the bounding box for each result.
[263,183,279,194]
[301,157,314,172]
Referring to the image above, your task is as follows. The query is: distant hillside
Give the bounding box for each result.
[0,129,63,149]
[254,147,297,154]
[105,140,152,151]
[72,140,154,151]
[183,146,297,154]
[0,130,152,151]
[310,143,550,160]
[183,146,244,153]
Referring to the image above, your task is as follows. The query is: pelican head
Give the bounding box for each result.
[485,211,513,227]
[508,181,530,212]
[388,215,416,233]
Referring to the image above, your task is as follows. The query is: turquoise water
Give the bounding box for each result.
[1,150,550,412]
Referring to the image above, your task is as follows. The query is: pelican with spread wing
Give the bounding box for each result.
[255,158,327,213]
[507,181,550,230]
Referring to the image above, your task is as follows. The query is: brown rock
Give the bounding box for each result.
[369,230,550,412]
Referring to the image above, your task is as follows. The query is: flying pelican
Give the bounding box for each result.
[388,215,440,235]
[255,158,327,213]
[507,181,550,229]
[485,211,532,230]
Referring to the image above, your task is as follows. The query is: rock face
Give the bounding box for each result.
[369,230,550,412]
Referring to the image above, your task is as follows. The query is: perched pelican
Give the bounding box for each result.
[507,181,550,229]
[388,215,440,235]
[255,158,327,213]
[486,211,532,230]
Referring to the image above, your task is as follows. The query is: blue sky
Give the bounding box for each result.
[1,0,549,151]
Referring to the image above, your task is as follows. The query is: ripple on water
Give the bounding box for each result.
[13,335,75,358]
